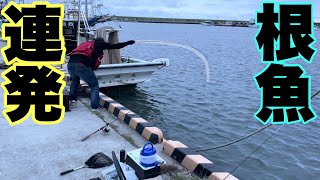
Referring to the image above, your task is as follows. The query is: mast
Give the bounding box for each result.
[85,0,88,20]
[77,0,81,45]
[91,0,94,17]
[85,0,88,41]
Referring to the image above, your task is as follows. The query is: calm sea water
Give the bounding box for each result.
[102,22,320,180]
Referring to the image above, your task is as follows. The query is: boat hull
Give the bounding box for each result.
[96,64,160,87]
[63,58,169,88]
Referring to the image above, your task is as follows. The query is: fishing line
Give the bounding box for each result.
[100,4,122,29]
[97,8,115,29]
[110,110,133,125]
[95,107,133,125]
[134,40,211,82]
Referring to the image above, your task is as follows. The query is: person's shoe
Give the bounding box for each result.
[91,106,104,112]
[70,100,77,106]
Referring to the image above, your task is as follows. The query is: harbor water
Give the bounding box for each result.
[102,22,320,180]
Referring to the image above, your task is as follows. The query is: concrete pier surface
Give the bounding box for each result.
[0,90,135,179]
[0,41,197,180]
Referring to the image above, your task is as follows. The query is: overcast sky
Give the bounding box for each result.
[101,0,320,21]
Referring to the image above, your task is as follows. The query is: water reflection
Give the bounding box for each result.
[100,85,164,125]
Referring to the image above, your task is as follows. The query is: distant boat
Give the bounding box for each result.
[201,21,212,26]
[213,21,233,27]
[248,24,259,28]
[232,22,249,27]
[315,25,320,31]
[213,21,248,27]
[248,18,259,28]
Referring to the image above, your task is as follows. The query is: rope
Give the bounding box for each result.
[196,89,320,153]
[311,90,320,99]
[223,124,284,180]
[197,90,320,179]
[196,124,272,152]
[222,88,319,179]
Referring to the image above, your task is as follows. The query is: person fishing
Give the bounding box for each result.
[67,38,135,111]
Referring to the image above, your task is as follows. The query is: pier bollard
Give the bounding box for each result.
[163,140,238,180]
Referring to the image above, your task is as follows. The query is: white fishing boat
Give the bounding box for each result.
[314,25,320,31]
[62,0,169,87]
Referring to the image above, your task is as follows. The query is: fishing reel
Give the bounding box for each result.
[101,123,110,133]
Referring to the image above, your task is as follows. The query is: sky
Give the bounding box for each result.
[100,0,320,21]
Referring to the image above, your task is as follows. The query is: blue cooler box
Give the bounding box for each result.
[126,149,166,179]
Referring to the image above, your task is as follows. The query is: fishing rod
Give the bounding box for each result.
[81,123,110,141]
[81,110,133,141]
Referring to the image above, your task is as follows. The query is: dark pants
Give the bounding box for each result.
[67,62,100,109]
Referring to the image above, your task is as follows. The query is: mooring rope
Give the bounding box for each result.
[223,124,284,180]
[196,124,273,152]
[195,89,320,180]
[311,90,320,99]
[196,89,320,153]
